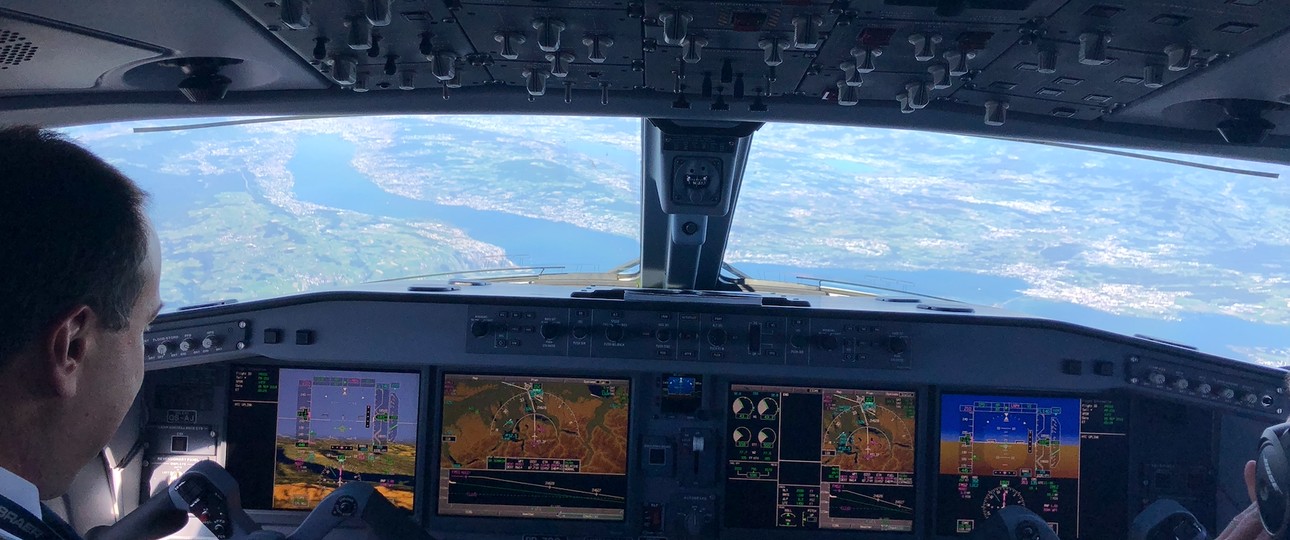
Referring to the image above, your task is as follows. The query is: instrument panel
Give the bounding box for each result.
[136,285,1287,539]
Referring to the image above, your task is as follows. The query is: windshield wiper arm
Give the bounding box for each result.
[365,265,567,284]
[795,275,966,304]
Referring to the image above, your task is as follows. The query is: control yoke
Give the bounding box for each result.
[117,461,432,540]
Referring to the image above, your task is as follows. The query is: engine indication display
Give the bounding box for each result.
[936,394,1129,539]
[725,384,917,531]
[438,373,630,520]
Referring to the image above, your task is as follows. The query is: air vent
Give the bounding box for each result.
[0,29,36,69]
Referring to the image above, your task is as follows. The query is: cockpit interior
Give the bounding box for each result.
[3,0,1290,538]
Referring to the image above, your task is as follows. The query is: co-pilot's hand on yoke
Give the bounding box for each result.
[1217,461,1273,540]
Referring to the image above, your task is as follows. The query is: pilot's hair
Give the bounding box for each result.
[0,125,150,364]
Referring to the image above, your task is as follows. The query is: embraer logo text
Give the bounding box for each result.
[0,506,44,538]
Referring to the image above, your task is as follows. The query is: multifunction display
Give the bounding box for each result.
[226,366,420,511]
[936,394,1129,539]
[438,373,631,520]
[724,384,918,531]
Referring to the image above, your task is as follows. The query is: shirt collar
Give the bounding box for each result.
[0,466,43,518]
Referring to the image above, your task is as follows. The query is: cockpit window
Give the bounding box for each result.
[727,122,1290,367]
[62,115,641,303]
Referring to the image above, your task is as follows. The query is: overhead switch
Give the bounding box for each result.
[896,92,914,114]
[345,16,373,50]
[905,81,931,109]
[758,37,788,66]
[331,55,358,85]
[522,67,549,96]
[1078,32,1112,66]
[984,100,1009,126]
[493,32,525,60]
[944,49,975,76]
[1037,45,1057,74]
[364,0,391,26]
[532,18,566,52]
[840,61,862,87]
[546,50,574,77]
[927,62,951,89]
[682,36,707,64]
[399,69,416,90]
[852,47,880,73]
[791,15,822,50]
[430,50,457,81]
[582,35,613,63]
[659,9,693,46]
[1165,43,1193,71]
[836,80,859,106]
[908,33,942,62]
[280,0,311,30]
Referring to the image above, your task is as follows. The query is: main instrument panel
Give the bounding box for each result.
[137,284,1287,539]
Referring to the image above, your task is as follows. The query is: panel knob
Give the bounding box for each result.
[790,335,808,349]
[571,325,589,340]
[470,320,490,337]
[605,324,625,343]
[1245,393,1260,406]
[532,18,566,53]
[1172,378,1190,391]
[707,328,727,347]
[155,342,173,356]
[1196,383,1212,395]
[179,339,197,353]
[817,334,839,351]
[1148,371,1167,385]
[540,322,562,340]
[201,336,223,349]
[887,336,909,354]
[1220,387,1236,400]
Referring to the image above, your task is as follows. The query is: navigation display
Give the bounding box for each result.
[936,394,1129,539]
[438,373,630,520]
[226,366,420,512]
[724,384,918,531]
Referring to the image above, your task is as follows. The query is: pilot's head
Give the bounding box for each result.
[0,125,162,499]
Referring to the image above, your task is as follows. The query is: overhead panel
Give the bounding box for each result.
[0,10,165,93]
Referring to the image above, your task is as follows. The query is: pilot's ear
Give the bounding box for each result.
[42,305,96,398]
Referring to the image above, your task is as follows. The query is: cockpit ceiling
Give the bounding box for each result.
[1,0,1288,161]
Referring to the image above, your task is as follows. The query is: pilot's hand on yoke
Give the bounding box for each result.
[1217,460,1273,540]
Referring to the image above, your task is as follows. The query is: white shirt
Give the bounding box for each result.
[0,465,43,540]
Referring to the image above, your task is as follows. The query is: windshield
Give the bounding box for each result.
[729,123,1290,367]
[62,116,1289,367]
[63,115,641,300]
